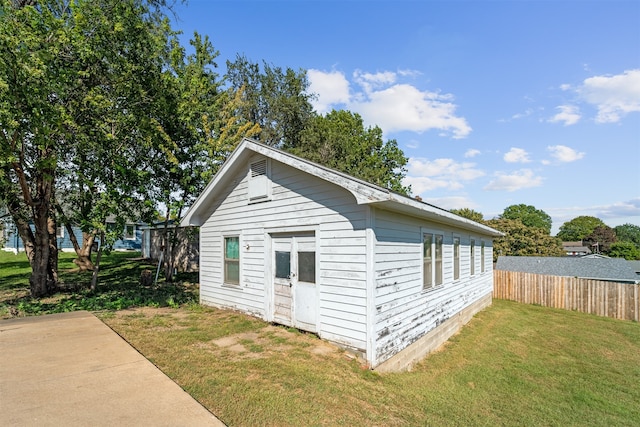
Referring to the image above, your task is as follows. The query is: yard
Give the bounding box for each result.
[1,251,639,426]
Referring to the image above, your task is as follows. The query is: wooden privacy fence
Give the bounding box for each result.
[493,270,639,322]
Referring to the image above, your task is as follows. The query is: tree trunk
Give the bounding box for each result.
[30,203,57,297]
[65,224,96,271]
[90,232,105,291]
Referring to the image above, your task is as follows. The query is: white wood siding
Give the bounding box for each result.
[200,158,369,352]
[372,209,494,364]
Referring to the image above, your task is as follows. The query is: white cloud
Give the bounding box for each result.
[307,69,471,139]
[575,69,640,123]
[548,105,581,126]
[547,145,585,163]
[464,149,481,158]
[307,69,350,114]
[484,169,543,192]
[503,147,531,163]
[423,196,479,211]
[404,157,484,193]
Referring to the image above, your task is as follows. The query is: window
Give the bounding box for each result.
[56,225,64,239]
[124,224,135,240]
[423,234,433,289]
[298,251,316,283]
[224,236,240,285]
[423,233,443,289]
[453,237,460,280]
[435,235,443,285]
[481,241,485,273]
[470,239,475,276]
[275,250,290,279]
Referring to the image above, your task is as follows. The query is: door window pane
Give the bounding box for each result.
[275,251,291,279]
[298,251,315,283]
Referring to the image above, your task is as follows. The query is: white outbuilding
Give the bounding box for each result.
[181,138,503,371]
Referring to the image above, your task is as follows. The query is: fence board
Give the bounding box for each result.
[494,270,639,322]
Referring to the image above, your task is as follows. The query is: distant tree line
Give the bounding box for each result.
[451,205,640,261]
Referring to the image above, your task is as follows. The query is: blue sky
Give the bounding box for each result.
[172,0,640,234]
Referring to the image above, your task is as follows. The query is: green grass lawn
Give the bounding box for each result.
[101,300,640,426]
[0,250,198,317]
[2,251,639,425]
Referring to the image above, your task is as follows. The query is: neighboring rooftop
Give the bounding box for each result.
[495,256,639,283]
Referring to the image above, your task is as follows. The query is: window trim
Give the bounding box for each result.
[470,238,476,276]
[481,240,486,273]
[453,235,460,281]
[223,235,241,286]
[124,224,136,240]
[423,231,444,290]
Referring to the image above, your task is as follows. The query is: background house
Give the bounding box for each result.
[1,220,143,254]
[562,241,591,257]
[141,222,199,272]
[181,138,503,371]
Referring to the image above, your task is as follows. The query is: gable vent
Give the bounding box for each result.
[251,159,267,177]
[248,158,271,202]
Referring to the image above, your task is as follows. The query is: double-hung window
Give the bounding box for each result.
[470,239,475,276]
[423,233,443,289]
[453,237,460,280]
[224,236,240,285]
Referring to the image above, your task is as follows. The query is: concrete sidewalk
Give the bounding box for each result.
[0,311,225,426]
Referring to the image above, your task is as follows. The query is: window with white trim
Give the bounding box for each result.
[56,225,64,239]
[224,236,240,285]
[453,236,460,280]
[124,224,135,240]
[423,233,443,289]
[470,239,475,276]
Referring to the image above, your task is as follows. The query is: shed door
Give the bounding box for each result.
[272,233,317,332]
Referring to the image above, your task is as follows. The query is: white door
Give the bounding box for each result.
[272,233,317,332]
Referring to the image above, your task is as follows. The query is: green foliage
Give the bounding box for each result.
[0,251,197,317]
[487,218,565,260]
[584,225,617,254]
[557,216,607,241]
[608,241,640,260]
[290,110,410,195]
[500,204,553,234]
[226,54,314,148]
[450,208,484,223]
[614,223,640,248]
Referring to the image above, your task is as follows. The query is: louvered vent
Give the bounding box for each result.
[249,158,271,202]
[251,159,267,177]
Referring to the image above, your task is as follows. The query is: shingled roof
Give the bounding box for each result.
[495,256,639,283]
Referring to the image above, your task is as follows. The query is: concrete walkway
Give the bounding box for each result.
[0,311,225,426]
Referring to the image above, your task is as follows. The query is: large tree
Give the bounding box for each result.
[499,204,552,234]
[450,208,484,223]
[583,225,616,254]
[556,216,607,241]
[0,0,180,295]
[291,110,410,195]
[486,218,564,261]
[226,54,315,148]
[614,223,640,249]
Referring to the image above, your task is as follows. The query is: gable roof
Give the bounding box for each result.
[180,138,503,237]
[495,256,639,283]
